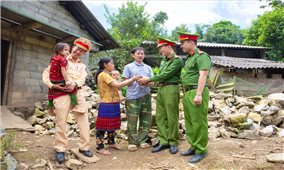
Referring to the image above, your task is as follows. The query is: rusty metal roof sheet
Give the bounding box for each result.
[210,56,284,69]
[141,41,271,50]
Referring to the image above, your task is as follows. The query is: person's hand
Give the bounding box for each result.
[51,84,69,92]
[138,77,150,85]
[143,82,154,86]
[132,75,142,81]
[119,96,125,102]
[193,94,202,106]
[66,82,76,91]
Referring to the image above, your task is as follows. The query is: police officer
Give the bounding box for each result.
[178,32,211,163]
[42,38,94,163]
[139,36,183,154]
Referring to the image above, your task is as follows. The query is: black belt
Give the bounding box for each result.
[183,85,208,92]
[158,82,179,86]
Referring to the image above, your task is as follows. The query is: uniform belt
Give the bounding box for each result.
[183,85,208,92]
[158,82,179,86]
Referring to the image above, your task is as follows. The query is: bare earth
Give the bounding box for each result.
[11,131,284,170]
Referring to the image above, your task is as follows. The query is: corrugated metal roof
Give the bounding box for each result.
[60,1,120,50]
[141,41,271,50]
[210,56,284,69]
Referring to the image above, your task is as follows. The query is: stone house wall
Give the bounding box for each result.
[1,1,96,106]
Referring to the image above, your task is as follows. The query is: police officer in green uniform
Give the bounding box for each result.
[138,37,183,154]
[177,32,211,163]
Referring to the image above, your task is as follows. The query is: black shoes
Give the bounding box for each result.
[79,149,93,157]
[152,144,169,153]
[55,152,65,163]
[169,145,178,154]
[181,148,195,156]
[188,152,208,163]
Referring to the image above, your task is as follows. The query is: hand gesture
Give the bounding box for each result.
[52,84,69,92]
[66,82,76,91]
[138,77,150,85]
[132,75,142,81]
[193,95,202,106]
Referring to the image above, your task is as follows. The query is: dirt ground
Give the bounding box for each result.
[9,131,284,170]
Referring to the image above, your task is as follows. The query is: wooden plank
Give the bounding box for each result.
[12,22,42,32]
[60,36,77,43]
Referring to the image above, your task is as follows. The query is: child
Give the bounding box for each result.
[48,42,77,113]
[110,70,125,102]
[95,58,141,155]
[122,47,154,151]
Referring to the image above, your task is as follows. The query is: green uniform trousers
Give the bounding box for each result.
[183,87,209,154]
[126,93,152,145]
[156,85,180,146]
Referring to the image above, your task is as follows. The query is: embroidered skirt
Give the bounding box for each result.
[96,102,121,132]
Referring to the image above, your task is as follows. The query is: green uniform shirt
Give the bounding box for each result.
[181,48,211,86]
[149,55,183,83]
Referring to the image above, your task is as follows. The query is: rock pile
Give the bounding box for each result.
[9,86,284,141]
[22,86,126,139]
[205,92,284,139]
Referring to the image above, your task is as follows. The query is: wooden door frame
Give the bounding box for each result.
[1,37,14,105]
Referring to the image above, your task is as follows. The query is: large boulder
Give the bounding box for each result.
[224,113,247,127]
[267,93,284,107]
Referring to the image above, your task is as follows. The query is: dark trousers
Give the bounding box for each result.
[96,130,115,150]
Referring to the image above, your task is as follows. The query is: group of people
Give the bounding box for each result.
[42,31,211,165]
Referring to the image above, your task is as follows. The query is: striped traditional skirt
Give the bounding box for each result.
[96,102,121,132]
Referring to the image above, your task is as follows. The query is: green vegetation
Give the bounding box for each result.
[205,20,244,44]
[90,0,283,71]
[243,0,284,61]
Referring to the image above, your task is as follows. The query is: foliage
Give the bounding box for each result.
[90,48,130,72]
[121,87,127,97]
[151,11,169,38]
[90,1,169,70]
[169,24,191,40]
[194,24,211,41]
[244,0,284,61]
[0,131,23,158]
[205,20,244,44]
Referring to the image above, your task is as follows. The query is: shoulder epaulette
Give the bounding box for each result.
[198,50,205,54]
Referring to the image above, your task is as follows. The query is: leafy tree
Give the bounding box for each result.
[90,1,168,70]
[169,24,191,40]
[194,24,211,41]
[205,20,244,44]
[151,11,169,38]
[244,0,284,61]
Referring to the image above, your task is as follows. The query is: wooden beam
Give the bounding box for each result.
[12,22,42,32]
[60,36,77,43]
